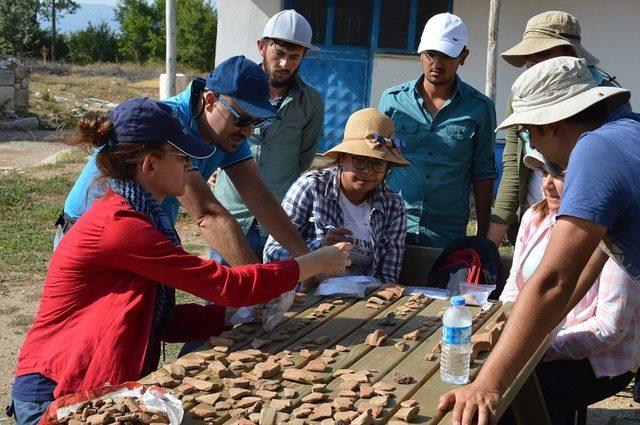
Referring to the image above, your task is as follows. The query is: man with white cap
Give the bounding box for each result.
[378,13,497,249]
[214,9,324,262]
[488,11,621,247]
[438,56,637,424]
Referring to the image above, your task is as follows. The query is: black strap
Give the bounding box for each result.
[55,210,76,235]
[189,77,207,127]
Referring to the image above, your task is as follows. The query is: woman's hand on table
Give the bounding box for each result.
[438,381,501,425]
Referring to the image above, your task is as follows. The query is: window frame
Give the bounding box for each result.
[285,0,453,55]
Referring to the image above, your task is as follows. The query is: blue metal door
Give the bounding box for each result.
[298,47,369,152]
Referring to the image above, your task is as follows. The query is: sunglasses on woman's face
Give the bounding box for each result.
[216,96,265,128]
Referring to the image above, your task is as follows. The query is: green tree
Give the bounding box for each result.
[32,0,79,60]
[151,0,217,71]
[115,0,158,63]
[68,21,118,64]
[0,0,42,57]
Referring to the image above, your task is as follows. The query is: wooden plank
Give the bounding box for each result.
[374,302,507,424]
[302,301,502,424]
[213,294,416,424]
[265,294,435,423]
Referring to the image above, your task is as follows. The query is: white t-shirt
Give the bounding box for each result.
[338,190,374,276]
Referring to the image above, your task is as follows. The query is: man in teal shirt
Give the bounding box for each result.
[378,13,497,248]
[214,10,324,261]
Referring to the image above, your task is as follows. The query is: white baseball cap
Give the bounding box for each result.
[262,9,317,50]
[417,13,468,57]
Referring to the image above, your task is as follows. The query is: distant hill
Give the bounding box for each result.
[41,3,118,34]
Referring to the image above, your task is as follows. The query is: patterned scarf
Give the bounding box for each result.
[112,179,178,361]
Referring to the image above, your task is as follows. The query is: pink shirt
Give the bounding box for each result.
[500,208,640,378]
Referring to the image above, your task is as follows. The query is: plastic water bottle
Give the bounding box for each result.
[440,295,472,384]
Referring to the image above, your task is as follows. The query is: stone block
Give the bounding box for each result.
[13,65,29,79]
[21,78,29,89]
[0,70,13,86]
[0,86,15,111]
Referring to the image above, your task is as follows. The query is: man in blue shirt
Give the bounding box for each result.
[438,57,637,424]
[378,13,497,248]
[61,56,310,265]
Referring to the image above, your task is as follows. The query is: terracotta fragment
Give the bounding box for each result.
[395,341,408,352]
[375,290,396,301]
[433,342,442,353]
[309,403,333,420]
[229,361,247,371]
[366,303,381,309]
[339,380,359,391]
[175,358,204,370]
[359,383,374,398]
[365,329,387,347]
[191,403,217,419]
[351,410,375,425]
[254,361,281,379]
[312,383,327,392]
[379,284,406,298]
[283,388,297,399]
[302,392,329,403]
[299,349,312,358]
[242,371,259,382]
[340,373,369,383]
[229,387,252,399]
[334,410,359,422]
[305,359,327,372]
[215,401,232,410]
[269,398,291,412]
[424,353,437,361]
[212,346,229,353]
[337,390,358,399]
[279,358,295,367]
[471,339,492,360]
[182,377,216,392]
[162,363,186,379]
[236,397,262,409]
[225,377,251,388]
[333,397,354,412]
[207,360,229,378]
[320,419,335,425]
[402,329,421,341]
[394,405,419,421]
[335,344,349,352]
[400,399,418,408]
[368,296,386,305]
[372,381,395,392]
[86,413,113,425]
[370,394,390,407]
[393,373,415,384]
[255,389,277,400]
[195,393,222,405]
[228,352,256,363]
[333,369,354,377]
[292,406,312,418]
[282,368,319,384]
[255,379,280,391]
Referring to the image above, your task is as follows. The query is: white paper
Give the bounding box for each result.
[408,286,450,300]
[142,386,184,425]
[314,275,380,298]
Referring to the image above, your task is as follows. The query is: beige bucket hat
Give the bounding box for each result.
[502,11,599,67]
[497,57,630,131]
[324,108,410,167]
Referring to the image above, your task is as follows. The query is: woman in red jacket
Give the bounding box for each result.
[9,98,350,425]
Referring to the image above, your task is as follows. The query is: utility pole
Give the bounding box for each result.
[166,0,177,97]
[485,0,501,101]
[51,0,57,61]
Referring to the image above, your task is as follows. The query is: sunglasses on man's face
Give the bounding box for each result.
[216,95,265,128]
[515,127,531,145]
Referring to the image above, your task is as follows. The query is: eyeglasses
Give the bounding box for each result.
[216,96,265,128]
[422,50,460,61]
[352,155,388,173]
[515,127,531,145]
[164,150,191,163]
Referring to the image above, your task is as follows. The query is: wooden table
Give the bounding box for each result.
[142,292,551,424]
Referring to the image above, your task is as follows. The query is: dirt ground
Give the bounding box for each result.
[0,61,638,422]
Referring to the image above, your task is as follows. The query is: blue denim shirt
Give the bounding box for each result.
[378,75,497,248]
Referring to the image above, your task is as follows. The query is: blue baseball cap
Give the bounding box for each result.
[205,55,280,120]
[106,97,215,159]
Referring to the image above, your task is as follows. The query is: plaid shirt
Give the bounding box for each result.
[501,208,640,378]
[263,166,407,283]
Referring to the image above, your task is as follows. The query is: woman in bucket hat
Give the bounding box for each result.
[264,108,410,286]
[439,56,637,425]
[8,98,351,425]
[488,11,622,248]
[498,149,640,423]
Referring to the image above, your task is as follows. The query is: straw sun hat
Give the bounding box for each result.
[501,11,599,67]
[497,57,630,131]
[323,108,410,167]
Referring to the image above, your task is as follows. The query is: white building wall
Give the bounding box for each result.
[215,0,282,66]
[370,54,421,108]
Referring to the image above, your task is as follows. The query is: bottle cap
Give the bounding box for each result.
[450,296,466,306]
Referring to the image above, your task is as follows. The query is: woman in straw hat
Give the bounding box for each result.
[264,108,409,285]
[498,150,639,424]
